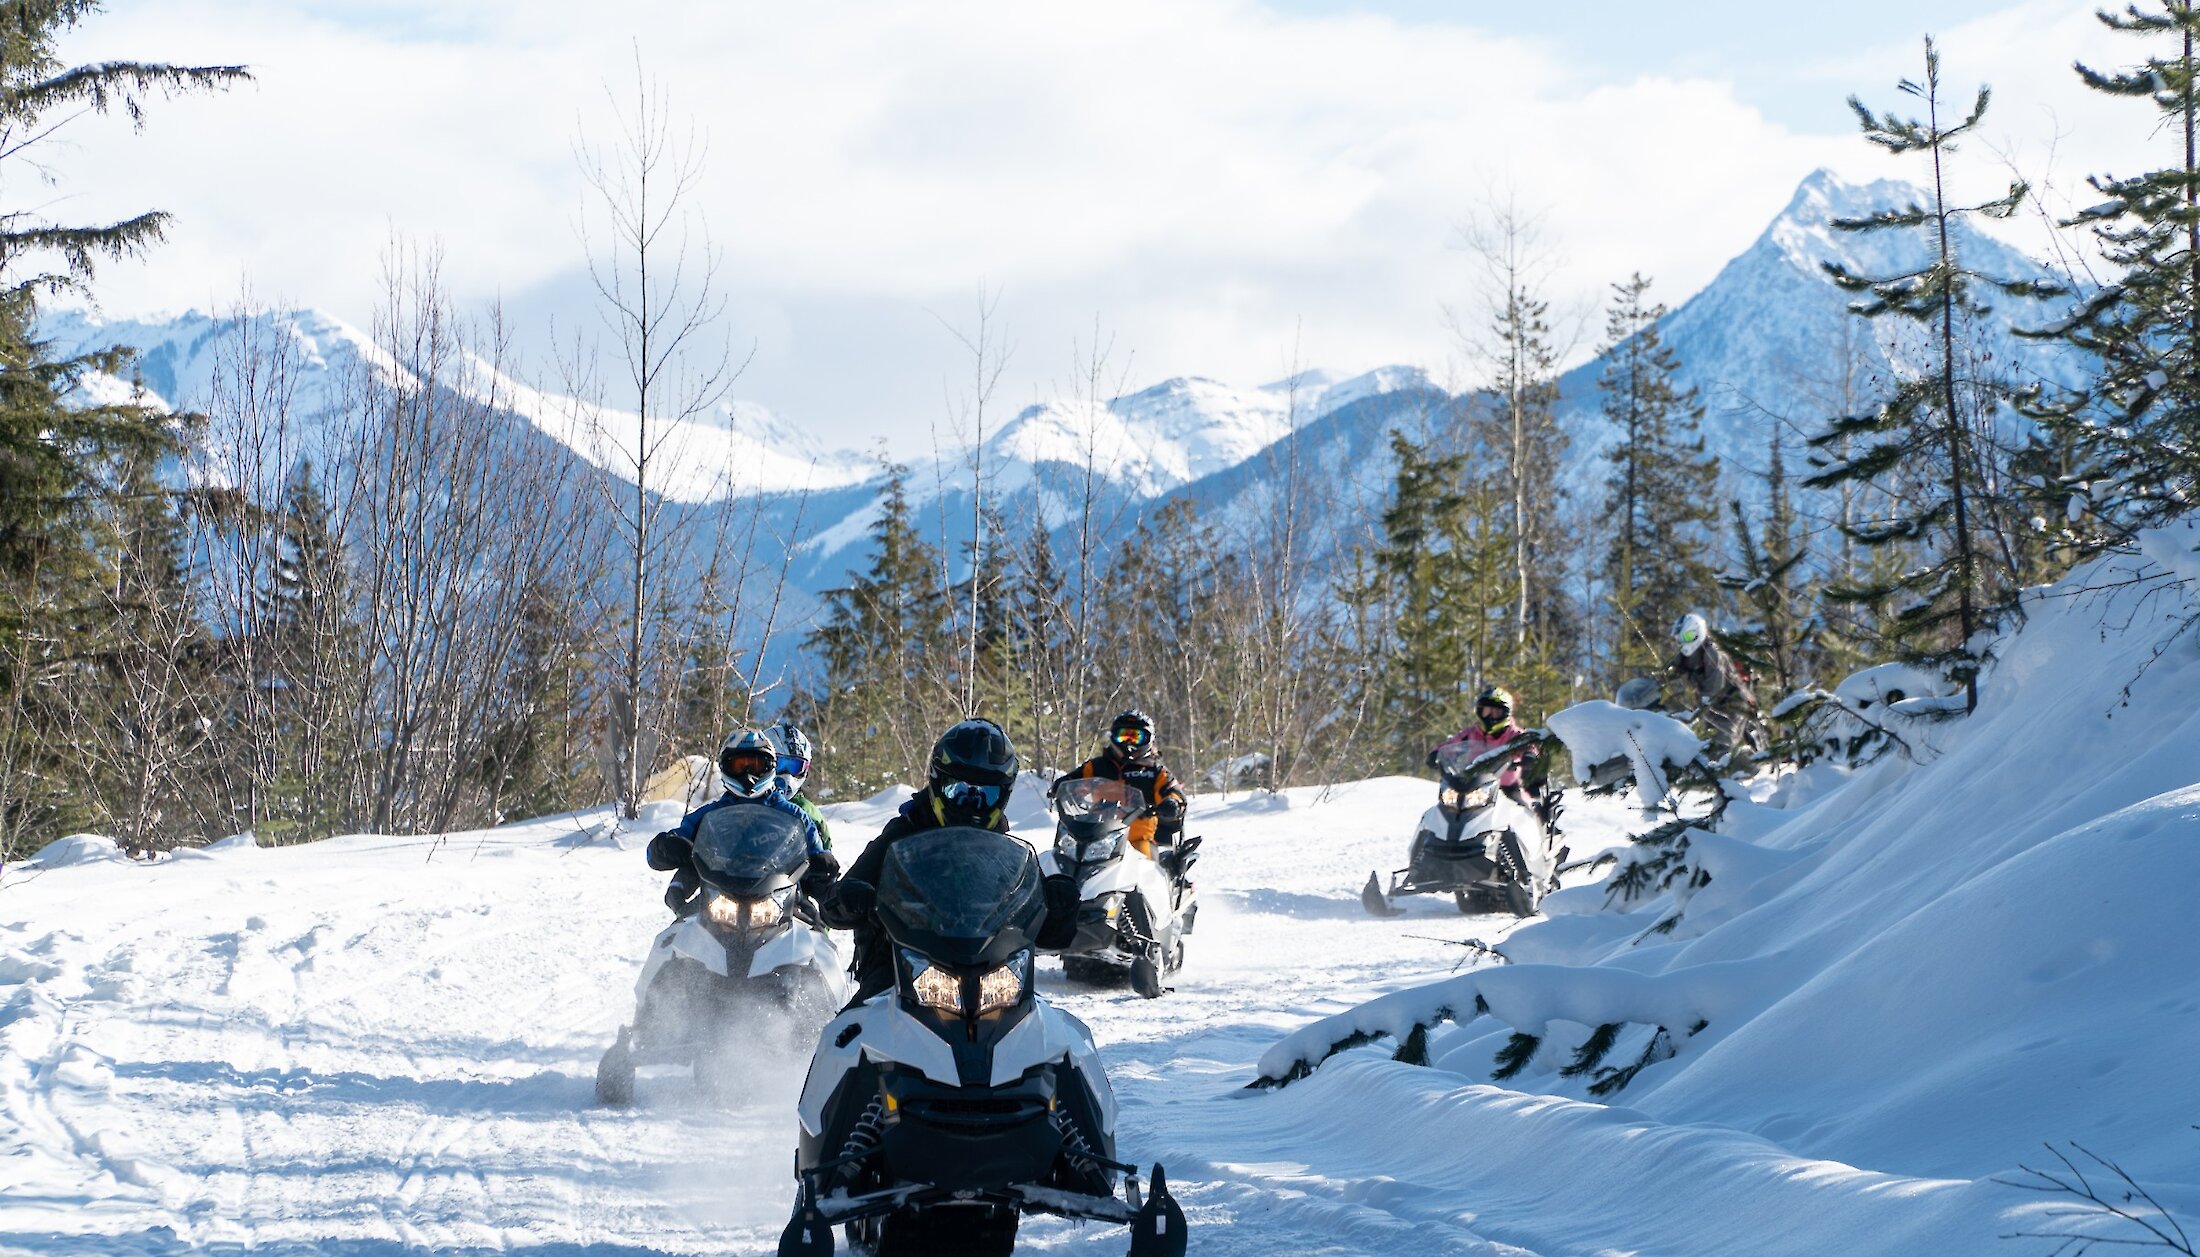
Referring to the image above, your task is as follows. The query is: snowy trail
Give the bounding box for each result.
[0,779,2030,1255]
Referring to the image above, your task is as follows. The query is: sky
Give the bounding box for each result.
[35,0,2153,454]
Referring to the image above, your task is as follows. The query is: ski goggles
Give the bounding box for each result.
[776,754,811,778]
[1677,625,1703,647]
[721,748,775,779]
[939,779,1007,811]
[1111,725,1151,750]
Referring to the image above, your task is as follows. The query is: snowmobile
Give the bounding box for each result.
[1362,732,1556,919]
[778,826,1187,1257]
[1614,675,1769,771]
[596,806,850,1105]
[1038,776,1199,1000]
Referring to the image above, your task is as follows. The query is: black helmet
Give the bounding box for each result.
[1474,685,1514,734]
[1107,708,1155,757]
[929,718,1019,825]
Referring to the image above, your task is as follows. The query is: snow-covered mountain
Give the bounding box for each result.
[37,306,879,502]
[1552,167,2085,488]
[40,168,2089,626]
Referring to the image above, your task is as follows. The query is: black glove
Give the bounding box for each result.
[645,830,691,872]
[830,877,876,922]
[1157,796,1186,823]
[1036,873,1079,950]
[1425,748,1440,770]
[799,850,841,902]
[663,875,698,914]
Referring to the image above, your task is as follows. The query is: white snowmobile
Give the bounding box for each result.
[1362,732,1556,918]
[596,806,851,1105]
[1038,776,1198,1000]
[778,826,1187,1257]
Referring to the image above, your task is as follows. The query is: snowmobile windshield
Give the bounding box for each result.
[689,806,812,888]
[1435,734,1539,785]
[876,827,1047,967]
[1055,777,1142,826]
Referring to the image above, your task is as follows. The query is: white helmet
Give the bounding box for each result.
[765,721,813,792]
[1673,612,1710,658]
[718,728,778,799]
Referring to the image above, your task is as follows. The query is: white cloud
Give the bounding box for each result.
[34,0,2141,447]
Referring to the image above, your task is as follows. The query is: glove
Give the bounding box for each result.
[799,850,841,902]
[1036,873,1079,950]
[663,876,697,914]
[1157,796,1186,823]
[831,877,876,920]
[645,830,691,872]
[1425,748,1440,770]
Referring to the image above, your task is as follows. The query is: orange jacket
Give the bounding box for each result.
[1064,750,1186,857]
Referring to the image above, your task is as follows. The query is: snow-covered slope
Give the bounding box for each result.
[1257,521,2200,1251]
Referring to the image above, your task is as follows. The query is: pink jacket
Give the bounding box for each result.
[1433,721,1536,788]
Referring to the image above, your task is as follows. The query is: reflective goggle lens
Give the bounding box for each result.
[723,749,774,777]
[777,755,810,778]
[1112,726,1149,748]
[941,780,1005,809]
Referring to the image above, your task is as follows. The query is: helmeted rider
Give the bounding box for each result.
[1666,612,1761,758]
[819,718,1078,1005]
[646,728,836,917]
[1430,685,1544,808]
[764,720,831,850]
[1058,709,1188,868]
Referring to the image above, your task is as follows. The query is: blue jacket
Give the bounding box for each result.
[675,785,826,857]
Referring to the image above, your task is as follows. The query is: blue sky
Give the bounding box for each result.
[49,0,2136,449]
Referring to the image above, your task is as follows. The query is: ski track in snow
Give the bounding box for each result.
[0,780,2022,1256]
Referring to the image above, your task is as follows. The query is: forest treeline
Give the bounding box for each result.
[5,5,2198,858]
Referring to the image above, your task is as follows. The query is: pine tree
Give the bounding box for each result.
[1801,38,2052,710]
[805,463,949,796]
[0,4,245,856]
[1596,274,1721,677]
[1720,425,1813,700]
[2021,2,2200,539]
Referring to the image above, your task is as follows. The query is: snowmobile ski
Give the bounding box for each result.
[1361,871,1405,917]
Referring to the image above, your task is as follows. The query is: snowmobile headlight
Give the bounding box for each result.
[704,893,745,931]
[1459,786,1494,811]
[975,950,1031,1014]
[704,888,789,933]
[903,949,964,1013]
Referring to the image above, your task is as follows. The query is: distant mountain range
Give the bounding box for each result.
[45,168,2087,647]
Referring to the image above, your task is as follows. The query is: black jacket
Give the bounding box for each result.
[820,787,1076,999]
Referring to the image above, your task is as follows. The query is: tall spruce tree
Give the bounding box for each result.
[2021,2,2200,538]
[805,463,948,796]
[1596,274,1721,676]
[1802,38,2050,711]
[0,4,245,855]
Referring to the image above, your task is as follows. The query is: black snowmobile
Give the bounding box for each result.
[596,806,850,1105]
[778,827,1186,1257]
[1363,732,1558,918]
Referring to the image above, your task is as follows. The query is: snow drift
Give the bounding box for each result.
[1261,527,2200,1236]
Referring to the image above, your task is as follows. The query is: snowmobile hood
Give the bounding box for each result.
[690,806,811,894]
[877,827,1048,968]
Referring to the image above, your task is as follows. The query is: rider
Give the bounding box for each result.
[646,727,836,917]
[1058,710,1188,868]
[1667,612,1761,757]
[819,717,1078,1005]
[765,720,831,850]
[1429,685,1544,809]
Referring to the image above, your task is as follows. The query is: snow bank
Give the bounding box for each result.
[21,834,129,869]
[1545,700,1703,797]
[1262,531,2200,1187]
